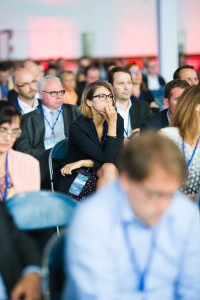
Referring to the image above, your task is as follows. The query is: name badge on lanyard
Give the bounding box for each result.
[123,222,157,291]
[0,152,9,201]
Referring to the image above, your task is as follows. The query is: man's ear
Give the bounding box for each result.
[39,91,43,99]
[119,172,132,193]
[163,98,169,108]
[14,85,19,93]
[86,99,92,107]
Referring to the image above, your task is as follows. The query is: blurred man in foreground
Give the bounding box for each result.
[65,132,200,300]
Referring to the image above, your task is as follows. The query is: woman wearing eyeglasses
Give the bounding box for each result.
[126,63,159,114]
[54,80,124,200]
[160,85,200,201]
[0,101,40,201]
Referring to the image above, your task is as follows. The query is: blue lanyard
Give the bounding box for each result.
[124,113,130,137]
[182,136,200,170]
[89,120,108,147]
[16,98,25,115]
[123,222,156,291]
[40,105,63,135]
[0,152,9,201]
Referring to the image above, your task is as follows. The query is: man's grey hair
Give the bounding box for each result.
[38,75,61,92]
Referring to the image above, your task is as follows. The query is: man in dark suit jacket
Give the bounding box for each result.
[16,76,80,189]
[108,67,151,139]
[140,79,190,131]
[0,202,40,299]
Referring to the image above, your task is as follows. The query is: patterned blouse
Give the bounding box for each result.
[161,127,200,196]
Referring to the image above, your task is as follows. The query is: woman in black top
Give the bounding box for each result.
[54,80,124,200]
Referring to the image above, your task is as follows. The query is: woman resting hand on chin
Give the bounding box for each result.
[54,80,124,200]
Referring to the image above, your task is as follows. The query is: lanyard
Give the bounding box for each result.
[182,136,200,169]
[123,222,156,291]
[40,105,63,135]
[16,98,25,115]
[89,120,108,147]
[124,113,130,137]
[0,152,9,201]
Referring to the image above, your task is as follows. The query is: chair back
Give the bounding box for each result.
[48,138,69,191]
[42,230,66,300]
[6,191,78,230]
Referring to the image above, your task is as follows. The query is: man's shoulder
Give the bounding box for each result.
[131,98,149,109]
[169,192,199,231]
[141,109,168,129]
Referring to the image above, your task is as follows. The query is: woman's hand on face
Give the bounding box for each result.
[104,105,117,124]
[61,161,82,176]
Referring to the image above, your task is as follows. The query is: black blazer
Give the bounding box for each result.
[140,109,169,132]
[129,99,152,130]
[15,104,80,160]
[67,114,124,169]
[0,203,40,297]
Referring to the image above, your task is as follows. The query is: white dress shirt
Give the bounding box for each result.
[116,100,132,137]
[18,98,39,115]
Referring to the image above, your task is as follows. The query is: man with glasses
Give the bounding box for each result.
[12,68,39,114]
[65,132,200,299]
[16,75,80,189]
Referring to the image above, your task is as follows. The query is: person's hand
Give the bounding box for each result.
[61,160,82,176]
[104,105,117,124]
[11,272,41,300]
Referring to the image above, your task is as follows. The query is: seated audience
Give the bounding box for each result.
[173,65,199,86]
[54,80,124,200]
[0,201,41,299]
[12,68,39,114]
[141,79,189,131]
[65,132,200,299]
[76,65,100,105]
[143,59,166,109]
[15,75,79,189]
[0,62,14,101]
[60,70,78,105]
[0,101,40,201]
[108,67,151,140]
[126,62,158,111]
[160,85,200,200]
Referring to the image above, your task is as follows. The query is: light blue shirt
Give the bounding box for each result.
[65,179,200,300]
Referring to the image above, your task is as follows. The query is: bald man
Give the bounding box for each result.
[13,68,39,114]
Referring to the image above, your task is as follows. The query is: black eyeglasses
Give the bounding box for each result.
[16,80,38,88]
[92,94,114,101]
[42,90,65,97]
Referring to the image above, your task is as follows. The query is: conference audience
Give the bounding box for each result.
[15,75,80,189]
[126,62,157,110]
[160,85,200,200]
[141,79,190,131]
[60,70,78,105]
[12,68,39,114]
[54,80,124,200]
[0,101,40,201]
[65,132,200,299]
[108,67,151,140]
[173,65,199,86]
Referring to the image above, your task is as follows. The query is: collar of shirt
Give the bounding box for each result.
[116,100,132,137]
[167,110,171,124]
[18,97,39,113]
